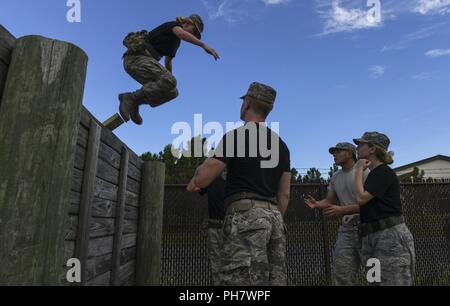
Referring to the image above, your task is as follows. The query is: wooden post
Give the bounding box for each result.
[0,35,88,285]
[74,120,101,285]
[110,147,129,285]
[136,161,165,286]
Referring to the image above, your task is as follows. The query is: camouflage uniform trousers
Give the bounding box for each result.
[220,204,287,286]
[123,54,178,107]
[207,224,224,286]
[332,225,362,286]
[360,223,416,286]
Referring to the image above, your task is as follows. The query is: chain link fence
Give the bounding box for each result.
[161,183,450,286]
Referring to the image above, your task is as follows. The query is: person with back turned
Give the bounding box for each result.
[188,82,291,286]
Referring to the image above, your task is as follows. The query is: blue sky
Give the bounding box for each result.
[1,0,449,175]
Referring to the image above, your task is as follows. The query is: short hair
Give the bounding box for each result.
[247,96,273,118]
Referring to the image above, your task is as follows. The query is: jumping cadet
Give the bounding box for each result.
[119,14,220,125]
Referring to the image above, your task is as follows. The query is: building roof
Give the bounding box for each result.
[394,155,450,172]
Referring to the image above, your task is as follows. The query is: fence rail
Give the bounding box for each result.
[161,183,450,286]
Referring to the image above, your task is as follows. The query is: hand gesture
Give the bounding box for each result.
[203,45,220,60]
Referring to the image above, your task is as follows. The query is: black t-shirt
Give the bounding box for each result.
[147,21,181,59]
[200,177,226,220]
[361,164,403,223]
[212,123,291,200]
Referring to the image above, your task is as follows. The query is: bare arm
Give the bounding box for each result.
[277,172,291,216]
[165,56,173,73]
[305,190,337,210]
[187,158,226,191]
[355,160,374,206]
[172,26,220,60]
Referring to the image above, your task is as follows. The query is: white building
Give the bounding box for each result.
[394,155,450,181]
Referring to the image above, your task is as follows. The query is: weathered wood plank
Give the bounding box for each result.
[86,253,112,281]
[71,168,83,193]
[94,177,118,202]
[111,148,129,285]
[64,241,75,263]
[69,196,137,220]
[0,35,87,285]
[80,107,91,130]
[91,197,116,218]
[66,217,137,241]
[99,141,121,169]
[128,163,141,182]
[136,162,165,286]
[97,157,120,185]
[0,25,15,66]
[0,60,8,100]
[100,127,143,169]
[119,260,135,285]
[66,215,78,241]
[74,144,86,171]
[88,234,136,258]
[77,123,89,149]
[85,271,110,286]
[75,120,101,285]
[126,190,139,207]
[127,176,140,194]
[69,191,81,215]
[125,205,138,221]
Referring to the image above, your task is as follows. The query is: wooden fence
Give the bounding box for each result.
[0,25,165,286]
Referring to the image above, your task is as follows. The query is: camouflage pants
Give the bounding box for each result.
[332,225,362,286]
[360,223,416,286]
[207,226,224,286]
[220,204,287,286]
[123,54,178,107]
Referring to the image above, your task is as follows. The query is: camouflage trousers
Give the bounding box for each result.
[360,223,416,286]
[207,225,224,286]
[220,204,287,286]
[332,225,362,286]
[123,54,178,107]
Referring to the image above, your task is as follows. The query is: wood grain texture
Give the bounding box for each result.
[0,35,87,285]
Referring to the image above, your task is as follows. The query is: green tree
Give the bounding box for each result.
[328,164,339,178]
[140,135,211,184]
[302,168,325,184]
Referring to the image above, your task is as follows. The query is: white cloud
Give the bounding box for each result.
[201,0,290,23]
[318,0,383,35]
[412,72,432,80]
[261,0,290,5]
[369,65,386,79]
[381,23,446,52]
[426,48,450,57]
[413,0,450,15]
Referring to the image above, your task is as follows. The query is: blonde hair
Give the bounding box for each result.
[373,145,394,165]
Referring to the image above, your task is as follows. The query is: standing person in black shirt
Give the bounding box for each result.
[188,82,291,286]
[187,170,227,286]
[119,14,220,125]
[354,132,416,286]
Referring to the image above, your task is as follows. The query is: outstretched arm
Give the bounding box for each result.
[304,190,337,210]
[172,26,220,60]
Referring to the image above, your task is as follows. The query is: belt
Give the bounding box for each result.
[226,199,279,215]
[207,219,224,229]
[359,216,405,237]
[224,191,278,208]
